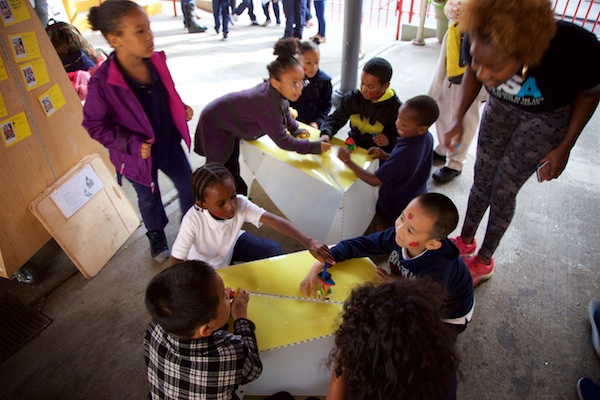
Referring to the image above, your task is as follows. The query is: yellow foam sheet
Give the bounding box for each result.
[218,250,377,302]
[247,296,343,351]
[246,122,375,190]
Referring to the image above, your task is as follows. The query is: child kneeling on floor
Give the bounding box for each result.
[301,193,474,334]
[170,163,334,268]
[144,261,295,400]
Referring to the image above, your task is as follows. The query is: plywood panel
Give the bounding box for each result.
[0,0,111,277]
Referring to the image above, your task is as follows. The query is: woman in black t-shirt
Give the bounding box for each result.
[441,0,600,286]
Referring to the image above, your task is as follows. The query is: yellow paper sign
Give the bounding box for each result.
[0,91,7,119]
[19,58,50,91]
[8,32,41,63]
[1,112,32,147]
[0,57,7,81]
[38,84,66,117]
[0,0,31,27]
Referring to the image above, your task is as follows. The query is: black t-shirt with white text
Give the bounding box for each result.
[463,21,600,112]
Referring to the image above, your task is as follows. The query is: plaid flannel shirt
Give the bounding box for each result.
[144,318,262,399]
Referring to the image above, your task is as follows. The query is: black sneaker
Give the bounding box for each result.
[146,230,169,262]
[433,151,447,164]
[577,378,600,400]
[432,167,461,182]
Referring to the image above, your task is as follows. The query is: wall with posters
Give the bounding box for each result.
[0,0,109,278]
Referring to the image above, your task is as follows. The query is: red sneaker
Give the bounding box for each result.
[464,255,494,286]
[450,236,477,256]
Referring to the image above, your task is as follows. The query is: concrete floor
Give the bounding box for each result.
[1,8,599,400]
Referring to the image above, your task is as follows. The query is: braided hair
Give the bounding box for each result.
[190,163,235,204]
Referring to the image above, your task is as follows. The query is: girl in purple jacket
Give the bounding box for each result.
[83,0,194,262]
[194,38,331,196]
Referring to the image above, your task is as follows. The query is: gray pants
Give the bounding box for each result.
[462,96,571,259]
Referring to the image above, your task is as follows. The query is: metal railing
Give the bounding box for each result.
[326,0,599,39]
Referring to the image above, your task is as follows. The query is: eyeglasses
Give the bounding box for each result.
[285,79,310,90]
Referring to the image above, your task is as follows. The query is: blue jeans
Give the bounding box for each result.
[262,1,280,23]
[313,0,325,37]
[231,232,282,263]
[282,0,306,38]
[233,0,256,21]
[128,146,194,232]
[213,0,230,33]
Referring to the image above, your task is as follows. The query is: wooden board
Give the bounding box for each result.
[29,154,140,278]
[0,0,110,277]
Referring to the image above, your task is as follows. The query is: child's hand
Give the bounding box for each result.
[300,261,325,298]
[231,287,249,320]
[320,134,331,143]
[321,142,332,153]
[376,267,396,283]
[309,122,319,129]
[372,133,389,147]
[289,107,298,119]
[141,140,152,159]
[367,147,384,159]
[308,240,335,265]
[338,148,351,163]
[184,105,194,121]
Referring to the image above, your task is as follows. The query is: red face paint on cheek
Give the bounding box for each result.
[409,241,420,247]
[407,213,413,220]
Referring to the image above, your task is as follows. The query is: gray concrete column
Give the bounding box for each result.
[332,0,363,107]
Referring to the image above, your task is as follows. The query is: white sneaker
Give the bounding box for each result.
[231,13,238,22]
[262,19,272,27]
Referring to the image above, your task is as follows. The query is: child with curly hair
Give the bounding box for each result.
[327,278,460,400]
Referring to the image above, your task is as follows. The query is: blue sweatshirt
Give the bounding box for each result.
[331,227,474,320]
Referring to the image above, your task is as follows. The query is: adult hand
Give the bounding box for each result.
[338,147,351,163]
[231,287,249,320]
[308,240,334,265]
[184,105,193,121]
[140,140,152,159]
[373,133,389,147]
[444,121,464,151]
[538,146,571,181]
[300,261,325,298]
[376,267,395,283]
[367,147,384,159]
[321,142,332,152]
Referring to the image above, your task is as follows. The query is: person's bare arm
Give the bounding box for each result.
[260,212,335,264]
[444,66,483,149]
[327,368,347,400]
[537,90,600,181]
[170,256,184,266]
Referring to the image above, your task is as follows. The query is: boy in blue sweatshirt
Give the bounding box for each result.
[300,192,475,333]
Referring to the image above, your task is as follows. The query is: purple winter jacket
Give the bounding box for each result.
[82,51,191,188]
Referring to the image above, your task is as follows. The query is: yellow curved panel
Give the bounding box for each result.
[244,123,375,191]
[218,250,377,302]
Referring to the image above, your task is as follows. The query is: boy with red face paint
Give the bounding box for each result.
[319,57,401,154]
[301,193,474,334]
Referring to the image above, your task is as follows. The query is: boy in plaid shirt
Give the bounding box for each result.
[144,261,261,400]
